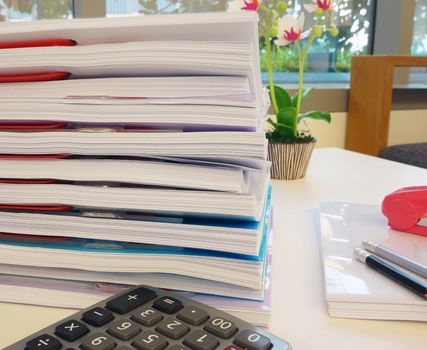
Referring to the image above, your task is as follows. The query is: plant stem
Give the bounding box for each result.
[295,40,304,122]
[295,8,330,121]
[295,31,315,118]
[260,0,279,115]
[259,2,279,117]
[265,31,279,114]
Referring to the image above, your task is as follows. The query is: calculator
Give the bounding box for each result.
[5,285,291,350]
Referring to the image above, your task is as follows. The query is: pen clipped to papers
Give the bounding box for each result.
[362,239,427,279]
[354,248,427,300]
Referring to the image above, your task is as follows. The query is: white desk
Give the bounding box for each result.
[0,148,426,349]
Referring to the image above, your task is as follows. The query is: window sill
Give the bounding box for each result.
[266,80,427,113]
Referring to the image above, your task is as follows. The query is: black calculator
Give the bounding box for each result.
[5,285,291,350]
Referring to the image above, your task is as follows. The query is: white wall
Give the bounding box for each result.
[305,109,427,149]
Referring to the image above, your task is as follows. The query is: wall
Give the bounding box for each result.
[306,109,427,150]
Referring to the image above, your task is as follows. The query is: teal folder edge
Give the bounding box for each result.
[0,185,272,262]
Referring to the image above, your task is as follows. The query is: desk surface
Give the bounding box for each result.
[1,148,426,349]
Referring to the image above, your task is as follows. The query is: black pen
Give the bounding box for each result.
[354,248,427,300]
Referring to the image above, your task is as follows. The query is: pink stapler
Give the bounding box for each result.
[382,186,427,237]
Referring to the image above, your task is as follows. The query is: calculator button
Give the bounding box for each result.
[223,346,243,350]
[234,330,272,350]
[25,334,62,350]
[132,330,168,350]
[82,307,114,326]
[156,317,190,339]
[183,330,218,350]
[153,296,183,314]
[55,319,89,341]
[107,318,141,341]
[106,286,157,314]
[116,348,133,350]
[80,332,116,350]
[131,307,163,326]
[204,317,237,339]
[166,345,190,350]
[177,306,209,326]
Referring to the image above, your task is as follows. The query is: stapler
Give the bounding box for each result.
[382,186,427,237]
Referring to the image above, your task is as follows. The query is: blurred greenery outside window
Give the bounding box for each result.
[411,0,427,85]
[105,0,375,84]
[0,0,425,85]
[412,0,427,55]
[0,0,73,21]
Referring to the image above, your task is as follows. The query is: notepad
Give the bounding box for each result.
[316,201,427,321]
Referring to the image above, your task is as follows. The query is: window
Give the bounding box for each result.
[106,0,230,16]
[0,0,420,86]
[411,0,427,85]
[260,0,375,83]
[412,0,427,55]
[105,0,376,83]
[0,0,73,21]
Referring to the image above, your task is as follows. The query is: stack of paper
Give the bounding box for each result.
[0,275,271,327]
[0,10,272,321]
[0,236,273,326]
[0,76,262,131]
[317,201,427,321]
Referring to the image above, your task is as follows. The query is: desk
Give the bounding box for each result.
[0,148,426,349]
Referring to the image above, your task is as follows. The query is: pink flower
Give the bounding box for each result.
[227,0,260,12]
[274,13,309,46]
[305,0,340,12]
[316,0,331,10]
[242,0,259,10]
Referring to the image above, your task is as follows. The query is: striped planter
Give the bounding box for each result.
[267,141,316,180]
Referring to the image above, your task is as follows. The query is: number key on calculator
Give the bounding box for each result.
[4,285,292,350]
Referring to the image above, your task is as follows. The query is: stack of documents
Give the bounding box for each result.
[0,10,272,321]
[0,77,261,131]
[0,238,273,327]
[0,275,272,327]
[316,201,427,321]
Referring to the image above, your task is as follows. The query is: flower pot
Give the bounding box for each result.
[267,141,316,180]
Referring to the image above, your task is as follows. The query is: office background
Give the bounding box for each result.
[1,0,426,149]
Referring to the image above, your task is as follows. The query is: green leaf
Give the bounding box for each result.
[298,111,332,124]
[269,85,292,111]
[276,106,298,136]
[291,87,314,108]
[276,123,294,138]
[267,117,277,128]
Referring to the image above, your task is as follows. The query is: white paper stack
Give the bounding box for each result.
[0,233,274,327]
[0,11,272,318]
[316,201,427,321]
[0,274,271,327]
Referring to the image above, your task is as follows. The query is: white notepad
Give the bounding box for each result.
[317,201,427,321]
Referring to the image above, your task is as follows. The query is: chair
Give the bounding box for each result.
[378,142,427,169]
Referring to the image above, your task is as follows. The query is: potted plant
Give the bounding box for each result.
[228,0,339,179]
